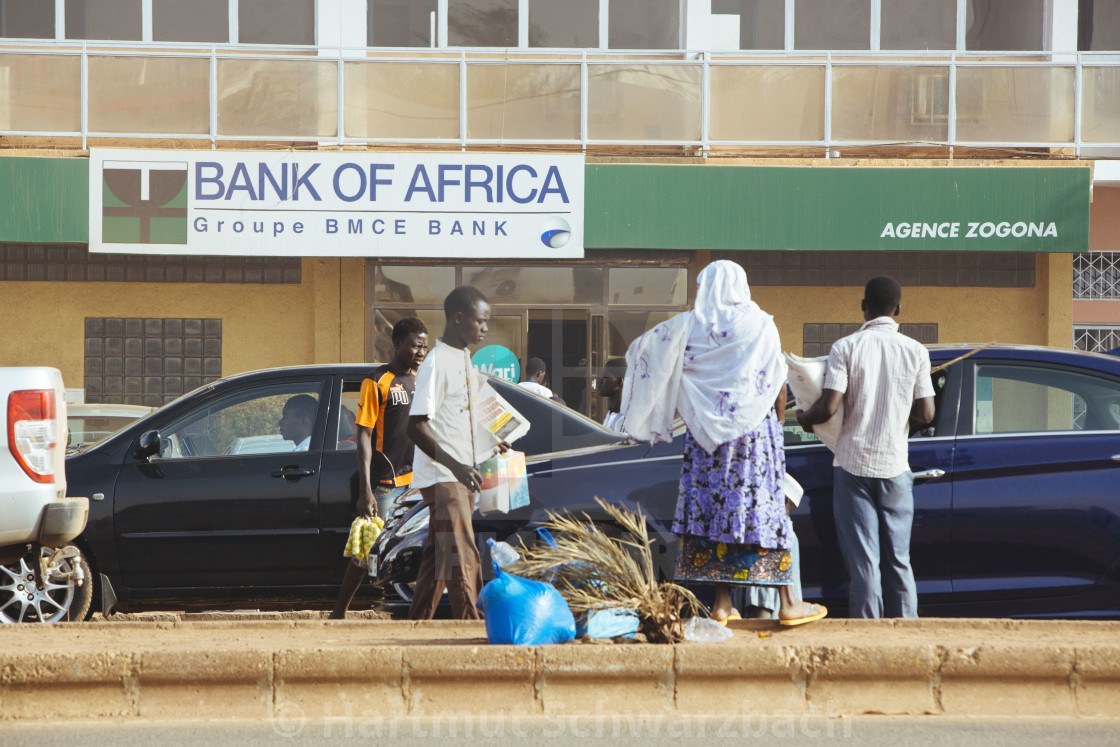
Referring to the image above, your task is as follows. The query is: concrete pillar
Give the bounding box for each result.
[1041,252,1074,347]
[309,257,368,364]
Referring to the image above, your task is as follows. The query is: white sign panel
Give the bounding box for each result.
[89,149,585,258]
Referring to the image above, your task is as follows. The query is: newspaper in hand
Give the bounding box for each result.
[785,352,843,452]
[473,383,531,453]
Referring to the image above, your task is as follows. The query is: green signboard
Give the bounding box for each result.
[0,157,1092,253]
[584,164,1090,252]
[0,157,88,244]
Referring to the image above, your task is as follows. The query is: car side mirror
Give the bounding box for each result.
[135,430,161,461]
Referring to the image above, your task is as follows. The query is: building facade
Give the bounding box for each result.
[0,0,1115,420]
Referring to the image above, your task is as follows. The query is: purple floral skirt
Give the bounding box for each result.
[671,409,794,585]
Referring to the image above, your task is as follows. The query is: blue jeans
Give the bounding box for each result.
[833,467,917,619]
[374,484,408,520]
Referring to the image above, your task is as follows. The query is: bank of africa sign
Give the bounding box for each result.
[88,149,585,258]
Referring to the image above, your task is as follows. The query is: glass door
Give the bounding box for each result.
[526,308,594,415]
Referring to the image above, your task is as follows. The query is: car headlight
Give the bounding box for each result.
[395,507,430,537]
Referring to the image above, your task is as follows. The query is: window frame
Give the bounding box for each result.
[962,359,1120,437]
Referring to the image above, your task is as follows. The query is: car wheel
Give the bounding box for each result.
[0,547,93,623]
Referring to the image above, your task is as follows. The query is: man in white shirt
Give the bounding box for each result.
[796,276,935,618]
[518,358,553,398]
[406,285,492,620]
[279,394,317,451]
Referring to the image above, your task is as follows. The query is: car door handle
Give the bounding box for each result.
[913,468,946,480]
[271,467,316,479]
[1112,454,1120,462]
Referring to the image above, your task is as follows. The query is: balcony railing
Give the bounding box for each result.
[1,43,1118,155]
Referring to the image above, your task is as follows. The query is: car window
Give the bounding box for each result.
[335,380,361,451]
[157,381,324,458]
[975,364,1120,435]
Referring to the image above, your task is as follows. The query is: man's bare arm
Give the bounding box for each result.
[407,415,482,491]
[354,425,378,517]
[910,396,936,430]
[796,389,844,432]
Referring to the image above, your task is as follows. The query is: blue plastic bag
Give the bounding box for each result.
[476,566,576,646]
[575,607,640,639]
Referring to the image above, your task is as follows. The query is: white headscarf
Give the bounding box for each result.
[620,260,787,453]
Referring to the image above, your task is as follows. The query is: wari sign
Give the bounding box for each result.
[88,149,585,258]
[472,345,521,383]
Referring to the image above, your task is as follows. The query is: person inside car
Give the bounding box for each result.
[279,394,318,451]
[330,316,428,620]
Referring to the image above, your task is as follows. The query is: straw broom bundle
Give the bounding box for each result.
[509,498,704,644]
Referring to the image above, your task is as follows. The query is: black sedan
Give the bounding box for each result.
[59,366,620,617]
[373,344,1120,618]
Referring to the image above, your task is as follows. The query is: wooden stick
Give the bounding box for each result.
[930,342,996,374]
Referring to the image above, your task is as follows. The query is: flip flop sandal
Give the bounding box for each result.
[779,603,828,627]
[713,612,743,627]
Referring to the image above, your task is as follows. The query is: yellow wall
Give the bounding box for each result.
[0,257,368,392]
[0,248,1072,397]
[751,253,1073,353]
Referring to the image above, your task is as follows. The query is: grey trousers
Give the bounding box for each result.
[833,466,918,619]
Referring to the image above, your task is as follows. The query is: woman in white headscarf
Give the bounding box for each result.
[622,260,826,626]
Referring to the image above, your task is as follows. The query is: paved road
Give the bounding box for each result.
[3,716,1118,746]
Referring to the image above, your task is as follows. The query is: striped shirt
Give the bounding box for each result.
[823,317,935,479]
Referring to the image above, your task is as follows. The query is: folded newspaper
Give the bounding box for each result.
[474,382,531,453]
[785,352,842,452]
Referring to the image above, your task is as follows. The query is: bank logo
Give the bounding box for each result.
[540,217,571,248]
[102,161,188,245]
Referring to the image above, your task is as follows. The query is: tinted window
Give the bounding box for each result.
[975,364,1120,434]
[529,0,597,48]
[238,0,314,45]
[158,381,323,458]
[448,0,517,47]
[0,0,54,38]
[369,0,437,47]
[153,0,228,43]
[65,0,141,41]
[608,0,678,49]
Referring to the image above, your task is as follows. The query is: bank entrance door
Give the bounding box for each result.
[469,308,603,420]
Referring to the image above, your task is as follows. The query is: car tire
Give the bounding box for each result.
[0,547,93,623]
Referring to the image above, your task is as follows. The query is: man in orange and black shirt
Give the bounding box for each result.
[330,316,428,619]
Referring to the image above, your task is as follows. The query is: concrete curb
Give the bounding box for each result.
[2,619,1119,721]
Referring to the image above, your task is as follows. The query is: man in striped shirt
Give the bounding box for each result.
[796,276,935,618]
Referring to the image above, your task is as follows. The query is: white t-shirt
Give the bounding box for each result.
[409,339,486,489]
[824,317,936,479]
[518,381,553,398]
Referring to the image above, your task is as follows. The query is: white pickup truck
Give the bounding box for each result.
[0,367,91,623]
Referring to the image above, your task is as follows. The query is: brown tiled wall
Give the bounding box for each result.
[715,251,1035,287]
[803,322,938,357]
[84,317,222,406]
[0,244,300,283]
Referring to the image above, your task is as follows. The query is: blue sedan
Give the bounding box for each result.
[373,344,1120,618]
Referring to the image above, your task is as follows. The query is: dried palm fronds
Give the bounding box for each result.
[509,497,704,644]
